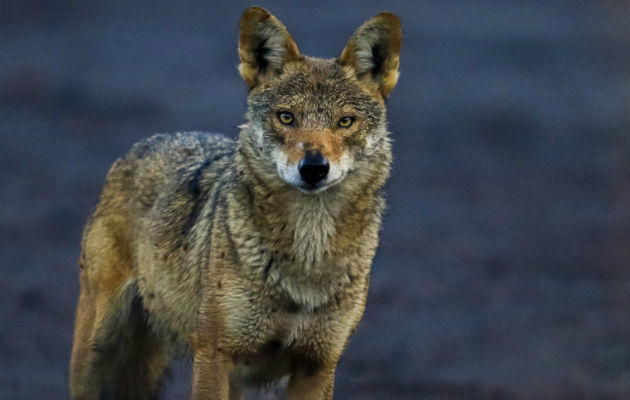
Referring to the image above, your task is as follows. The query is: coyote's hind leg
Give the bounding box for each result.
[69,270,170,400]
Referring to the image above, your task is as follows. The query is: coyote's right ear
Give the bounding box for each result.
[238,7,301,90]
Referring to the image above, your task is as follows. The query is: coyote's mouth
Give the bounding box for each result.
[295,173,347,195]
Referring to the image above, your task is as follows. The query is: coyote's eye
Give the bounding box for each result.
[278,112,294,125]
[338,116,354,128]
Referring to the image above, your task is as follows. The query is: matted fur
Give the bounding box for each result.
[69,7,401,400]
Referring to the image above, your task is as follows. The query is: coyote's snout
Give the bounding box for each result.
[69,6,401,400]
[275,127,353,193]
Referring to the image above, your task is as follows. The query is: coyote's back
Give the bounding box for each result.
[70,6,401,400]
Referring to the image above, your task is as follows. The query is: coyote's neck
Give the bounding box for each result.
[230,145,387,308]
[285,195,339,269]
[231,174,348,269]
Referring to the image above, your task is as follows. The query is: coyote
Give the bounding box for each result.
[69,6,401,400]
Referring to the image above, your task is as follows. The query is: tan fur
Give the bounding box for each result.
[69,7,400,400]
[283,129,346,164]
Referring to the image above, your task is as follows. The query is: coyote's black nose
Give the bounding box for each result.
[298,152,329,185]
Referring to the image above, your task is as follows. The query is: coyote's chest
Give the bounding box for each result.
[228,191,353,309]
[269,197,350,309]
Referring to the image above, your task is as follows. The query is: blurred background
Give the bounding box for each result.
[0,1,628,399]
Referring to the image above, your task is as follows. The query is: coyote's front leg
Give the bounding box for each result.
[190,337,236,400]
[286,362,337,400]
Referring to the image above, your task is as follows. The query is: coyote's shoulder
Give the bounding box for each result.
[70,6,401,400]
[84,132,237,342]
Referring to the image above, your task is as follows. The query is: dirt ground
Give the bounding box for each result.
[0,1,628,399]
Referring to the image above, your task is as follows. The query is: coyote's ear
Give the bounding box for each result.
[339,12,402,99]
[238,7,301,89]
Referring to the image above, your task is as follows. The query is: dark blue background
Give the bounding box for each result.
[0,1,628,398]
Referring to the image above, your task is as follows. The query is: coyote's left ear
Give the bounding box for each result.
[238,6,301,89]
[339,12,402,99]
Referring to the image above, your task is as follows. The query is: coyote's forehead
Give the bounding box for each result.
[248,59,385,130]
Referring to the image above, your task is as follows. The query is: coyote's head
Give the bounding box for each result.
[237,7,401,195]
